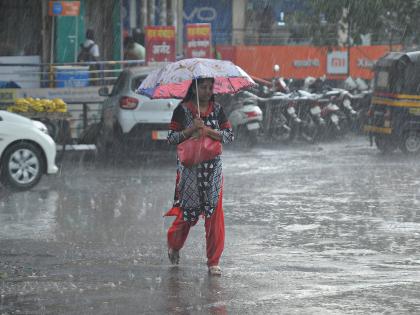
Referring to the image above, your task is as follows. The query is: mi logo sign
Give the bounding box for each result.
[327,51,348,74]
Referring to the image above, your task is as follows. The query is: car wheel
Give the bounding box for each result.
[0,142,44,191]
[400,131,420,155]
[374,135,397,154]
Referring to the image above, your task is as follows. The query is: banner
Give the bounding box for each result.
[230,45,398,80]
[183,0,232,45]
[145,26,176,65]
[0,87,108,105]
[185,23,212,58]
[48,1,80,16]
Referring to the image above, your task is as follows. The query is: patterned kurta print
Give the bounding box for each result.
[168,101,234,222]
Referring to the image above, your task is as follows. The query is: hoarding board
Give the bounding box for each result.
[48,1,80,16]
[145,26,176,65]
[183,0,232,45]
[185,23,212,58]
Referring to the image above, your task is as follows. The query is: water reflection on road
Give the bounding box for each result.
[1,137,420,314]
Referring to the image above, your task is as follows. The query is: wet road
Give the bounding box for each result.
[1,135,420,314]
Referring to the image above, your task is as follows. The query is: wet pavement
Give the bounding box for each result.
[1,135,420,314]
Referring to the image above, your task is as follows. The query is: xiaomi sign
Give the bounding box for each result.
[327,51,348,75]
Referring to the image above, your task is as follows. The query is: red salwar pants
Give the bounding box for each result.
[165,189,225,267]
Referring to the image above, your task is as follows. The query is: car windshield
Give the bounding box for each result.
[131,75,146,92]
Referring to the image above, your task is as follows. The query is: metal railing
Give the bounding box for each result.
[0,59,146,88]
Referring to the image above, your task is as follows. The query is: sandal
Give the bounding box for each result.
[168,248,180,265]
[208,265,222,276]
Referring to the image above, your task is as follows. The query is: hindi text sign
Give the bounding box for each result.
[145,26,176,65]
[185,23,212,58]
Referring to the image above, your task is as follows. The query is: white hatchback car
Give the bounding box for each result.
[97,66,179,156]
[0,110,58,190]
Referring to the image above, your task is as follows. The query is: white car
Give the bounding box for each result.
[97,66,178,156]
[0,110,58,191]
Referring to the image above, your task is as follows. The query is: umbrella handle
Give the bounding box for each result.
[195,79,200,118]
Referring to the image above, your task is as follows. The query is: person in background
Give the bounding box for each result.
[124,29,145,61]
[272,64,289,93]
[165,78,234,276]
[78,29,100,85]
[78,29,99,62]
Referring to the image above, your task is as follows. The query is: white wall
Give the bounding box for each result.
[0,56,41,88]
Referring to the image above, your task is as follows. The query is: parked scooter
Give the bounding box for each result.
[268,92,303,143]
[304,76,355,137]
[222,91,263,146]
[244,90,298,144]
[343,77,372,133]
[319,98,345,138]
[290,90,326,143]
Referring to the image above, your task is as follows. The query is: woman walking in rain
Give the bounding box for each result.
[165,77,234,276]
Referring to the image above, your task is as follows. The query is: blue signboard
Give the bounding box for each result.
[183,0,232,45]
[52,2,63,15]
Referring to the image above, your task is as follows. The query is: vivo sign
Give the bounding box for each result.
[184,7,217,21]
[183,0,232,44]
[327,51,348,74]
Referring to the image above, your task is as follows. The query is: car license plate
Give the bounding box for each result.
[246,122,260,130]
[152,130,168,140]
[310,106,321,115]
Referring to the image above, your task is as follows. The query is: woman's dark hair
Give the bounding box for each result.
[182,77,215,103]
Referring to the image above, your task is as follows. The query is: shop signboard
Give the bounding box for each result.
[145,26,176,65]
[185,23,212,58]
[0,87,107,105]
[48,1,80,16]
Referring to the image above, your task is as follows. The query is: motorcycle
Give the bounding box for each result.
[343,77,372,133]
[305,76,356,137]
[319,98,345,138]
[244,90,298,144]
[268,92,302,143]
[223,92,263,146]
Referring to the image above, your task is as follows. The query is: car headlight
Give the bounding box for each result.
[32,120,49,135]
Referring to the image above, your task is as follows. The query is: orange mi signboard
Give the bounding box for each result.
[48,1,80,16]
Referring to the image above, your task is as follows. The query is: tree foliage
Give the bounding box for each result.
[301,0,420,47]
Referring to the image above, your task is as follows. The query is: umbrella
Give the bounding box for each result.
[136,58,256,100]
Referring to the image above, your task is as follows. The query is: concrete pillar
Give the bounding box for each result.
[232,0,246,45]
[159,0,167,25]
[41,0,50,64]
[140,0,147,31]
[167,0,177,27]
[148,0,155,26]
[176,0,183,56]
[129,0,137,30]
